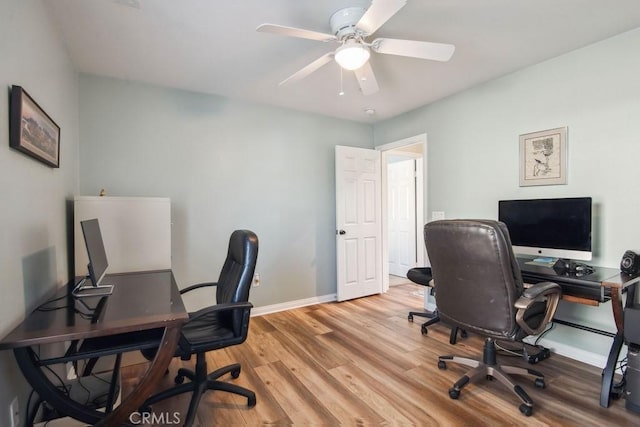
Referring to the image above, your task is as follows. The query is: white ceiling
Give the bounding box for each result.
[43,0,640,123]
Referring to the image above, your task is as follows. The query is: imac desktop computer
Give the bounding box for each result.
[72,218,114,298]
[498,197,593,274]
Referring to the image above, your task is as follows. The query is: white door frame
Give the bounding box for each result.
[376,134,427,292]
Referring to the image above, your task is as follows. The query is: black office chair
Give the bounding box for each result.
[406,267,466,343]
[406,267,437,333]
[141,229,258,426]
[425,220,561,416]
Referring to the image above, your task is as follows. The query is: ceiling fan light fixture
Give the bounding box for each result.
[334,41,370,71]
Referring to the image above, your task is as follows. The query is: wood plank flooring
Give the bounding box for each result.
[122,284,639,426]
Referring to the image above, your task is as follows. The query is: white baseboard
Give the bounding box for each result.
[251,293,337,317]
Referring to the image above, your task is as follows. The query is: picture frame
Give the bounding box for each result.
[9,85,60,168]
[519,127,566,186]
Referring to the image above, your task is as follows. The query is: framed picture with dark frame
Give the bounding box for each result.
[519,126,567,186]
[9,85,60,168]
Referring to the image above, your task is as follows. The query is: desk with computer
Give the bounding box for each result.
[0,218,188,426]
[497,196,640,411]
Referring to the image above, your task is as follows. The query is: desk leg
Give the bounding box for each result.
[14,347,107,425]
[15,325,182,426]
[600,332,624,408]
[97,324,181,426]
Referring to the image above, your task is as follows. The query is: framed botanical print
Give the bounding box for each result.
[519,127,566,186]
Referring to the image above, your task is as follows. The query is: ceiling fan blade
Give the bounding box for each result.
[372,38,455,62]
[279,52,335,86]
[353,62,379,96]
[356,0,407,36]
[256,24,336,42]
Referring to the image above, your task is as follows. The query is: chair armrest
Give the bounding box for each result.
[515,282,561,308]
[515,281,562,336]
[188,301,253,323]
[180,281,218,295]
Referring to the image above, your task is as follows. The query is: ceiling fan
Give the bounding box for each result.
[256,0,455,96]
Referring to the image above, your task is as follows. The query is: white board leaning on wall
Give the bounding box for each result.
[74,196,171,277]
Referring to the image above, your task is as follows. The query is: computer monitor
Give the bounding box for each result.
[498,197,592,261]
[73,218,114,297]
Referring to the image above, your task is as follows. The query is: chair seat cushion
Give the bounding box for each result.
[182,312,234,345]
[141,312,246,361]
[179,311,247,354]
[407,267,433,286]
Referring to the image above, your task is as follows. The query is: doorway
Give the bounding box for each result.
[377,134,427,292]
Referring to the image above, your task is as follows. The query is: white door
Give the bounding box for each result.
[388,159,417,277]
[335,145,383,301]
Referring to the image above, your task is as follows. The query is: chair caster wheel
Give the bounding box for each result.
[408,314,414,322]
[421,326,428,335]
[448,388,460,399]
[175,375,185,384]
[535,378,545,389]
[519,403,533,416]
[438,360,447,370]
[231,367,241,379]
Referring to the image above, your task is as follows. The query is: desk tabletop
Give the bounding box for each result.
[517,258,619,284]
[601,272,640,290]
[516,258,624,303]
[0,270,188,350]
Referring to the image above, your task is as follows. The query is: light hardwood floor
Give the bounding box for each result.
[122,284,639,426]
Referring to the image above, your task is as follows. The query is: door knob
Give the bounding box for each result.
[338,229,346,235]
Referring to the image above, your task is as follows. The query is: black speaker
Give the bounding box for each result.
[620,250,640,275]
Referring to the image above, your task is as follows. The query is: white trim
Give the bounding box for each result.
[251,293,337,317]
[375,133,427,152]
[415,157,425,266]
[380,150,390,292]
[376,134,428,290]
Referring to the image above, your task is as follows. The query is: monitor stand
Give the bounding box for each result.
[72,277,114,298]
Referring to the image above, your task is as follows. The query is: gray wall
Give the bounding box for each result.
[373,28,640,357]
[0,0,79,424]
[78,74,372,308]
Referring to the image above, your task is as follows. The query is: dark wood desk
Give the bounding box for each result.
[0,270,188,426]
[518,259,640,408]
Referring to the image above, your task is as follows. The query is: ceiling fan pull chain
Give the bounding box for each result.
[339,66,345,96]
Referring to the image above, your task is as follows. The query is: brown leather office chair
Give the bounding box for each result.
[425,220,561,416]
[141,229,258,426]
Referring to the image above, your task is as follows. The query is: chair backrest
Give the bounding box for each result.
[216,230,259,333]
[425,219,524,340]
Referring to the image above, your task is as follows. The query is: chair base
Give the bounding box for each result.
[408,309,439,335]
[142,352,256,426]
[437,338,545,416]
[408,310,467,344]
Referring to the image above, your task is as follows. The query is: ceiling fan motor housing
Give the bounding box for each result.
[330,7,366,40]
